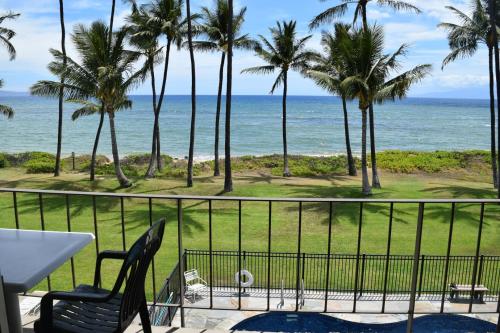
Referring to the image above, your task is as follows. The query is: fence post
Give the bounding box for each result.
[177,199,185,327]
[418,255,425,298]
[359,254,366,297]
[406,203,425,333]
[71,152,75,170]
[478,255,484,285]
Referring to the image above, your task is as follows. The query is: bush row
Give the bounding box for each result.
[0,150,493,177]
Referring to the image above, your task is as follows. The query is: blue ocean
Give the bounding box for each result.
[0,95,492,159]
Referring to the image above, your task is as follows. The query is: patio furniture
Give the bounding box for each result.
[0,229,94,333]
[0,272,9,333]
[184,269,207,302]
[449,283,488,303]
[34,219,166,333]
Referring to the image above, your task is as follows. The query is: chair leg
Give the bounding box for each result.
[139,301,152,333]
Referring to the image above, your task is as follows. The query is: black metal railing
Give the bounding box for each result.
[183,250,499,300]
[0,188,499,333]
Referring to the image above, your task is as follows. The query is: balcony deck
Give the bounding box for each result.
[17,289,498,332]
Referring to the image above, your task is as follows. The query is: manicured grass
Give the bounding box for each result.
[0,166,499,300]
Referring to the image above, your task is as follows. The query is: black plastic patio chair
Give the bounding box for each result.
[34,218,166,333]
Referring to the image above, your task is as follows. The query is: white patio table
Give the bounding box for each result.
[0,228,94,333]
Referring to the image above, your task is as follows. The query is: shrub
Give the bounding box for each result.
[0,154,7,168]
[25,159,55,173]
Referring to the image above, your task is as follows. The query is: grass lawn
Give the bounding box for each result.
[0,167,499,299]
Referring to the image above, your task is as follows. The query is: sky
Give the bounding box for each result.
[0,0,491,98]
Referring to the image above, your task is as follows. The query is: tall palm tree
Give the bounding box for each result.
[224,0,234,192]
[307,24,357,176]
[340,25,431,195]
[192,0,254,176]
[143,0,187,176]
[54,0,66,177]
[489,0,500,198]
[310,0,422,189]
[186,0,197,187]
[242,21,314,177]
[31,22,147,187]
[439,0,499,188]
[0,12,18,119]
[0,12,19,60]
[309,0,420,31]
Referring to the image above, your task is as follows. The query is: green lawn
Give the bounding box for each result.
[0,168,499,299]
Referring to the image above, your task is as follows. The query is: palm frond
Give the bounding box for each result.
[377,0,421,14]
[0,104,14,119]
[241,65,276,75]
[309,3,349,30]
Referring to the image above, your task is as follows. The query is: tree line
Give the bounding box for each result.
[0,0,499,196]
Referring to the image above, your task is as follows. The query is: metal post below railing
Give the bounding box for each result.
[418,255,425,298]
[359,254,366,297]
[177,199,185,327]
[406,203,425,333]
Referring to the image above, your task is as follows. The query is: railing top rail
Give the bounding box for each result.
[1,187,500,203]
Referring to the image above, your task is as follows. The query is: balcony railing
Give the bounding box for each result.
[0,187,498,333]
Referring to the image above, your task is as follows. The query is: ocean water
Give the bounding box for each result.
[0,95,492,159]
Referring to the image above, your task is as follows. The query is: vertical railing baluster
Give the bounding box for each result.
[120,197,126,251]
[266,201,272,311]
[12,192,19,229]
[66,195,76,289]
[382,202,394,313]
[360,253,366,297]
[324,202,333,312]
[418,255,425,298]
[406,203,425,333]
[148,198,157,303]
[92,195,100,287]
[238,200,242,310]
[353,202,363,312]
[469,203,485,313]
[295,201,303,311]
[39,193,51,291]
[177,199,185,327]
[440,203,455,313]
[209,200,213,309]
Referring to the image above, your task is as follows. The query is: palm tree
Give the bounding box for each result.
[340,25,431,195]
[309,0,420,31]
[242,21,314,177]
[310,0,422,189]
[0,80,13,118]
[0,12,20,60]
[224,0,234,192]
[142,0,187,176]
[439,0,499,188]
[192,0,254,176]
[31,22,147,187]
[489,0,500,198]
[0,12,18,119]
[307,24,357,176]
[186,0,197,187]
[54,0,66,177]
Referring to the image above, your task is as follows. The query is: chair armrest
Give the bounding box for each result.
[94,250,128,287]
[40,289,109,331]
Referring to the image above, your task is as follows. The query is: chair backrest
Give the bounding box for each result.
[184,269,199,284]
[114,219,166,330]
[0,272,9,333]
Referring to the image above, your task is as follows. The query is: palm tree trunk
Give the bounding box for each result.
[342,96,356,176]
[282,70,291,177]
[488,46,498,188]
[361,2,368,31]
[108,110,131,187]
[146,58,159,178]
[489,0,500,198]
[155,40,172,171]
[369,103,381,188]
[361,108,371,195]
[109,0,116,36]
[55,0,66,177]
[186,0,197,188]
[224,0,234,193]
[90,110,104,181]
[214,52,225,177]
